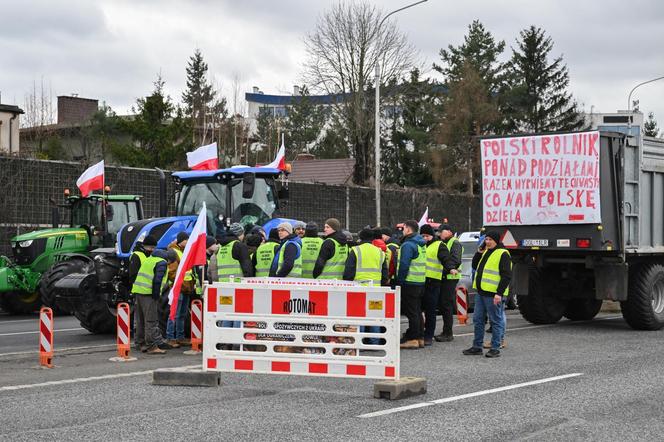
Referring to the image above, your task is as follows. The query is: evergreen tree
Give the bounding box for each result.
[382,69,441,186]
[435,62,499,195]
[506,26,585,132]
[311,114,350,159]
[113,75,191,168]
[285,86,327,156]
[182,49,226,145]
[86,105,123,162]
[645,112,660,137]
[433,20,507,96]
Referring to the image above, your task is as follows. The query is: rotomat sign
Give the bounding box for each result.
[481,131,601,226]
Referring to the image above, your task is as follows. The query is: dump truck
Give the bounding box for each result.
[52,166,294,333]
[0,192,143,314]
[481,112,664,330]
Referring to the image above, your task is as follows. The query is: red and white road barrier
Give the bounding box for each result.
[203,280,400,380]
[456,286,468,325]
[39,307,54,368]
[190,299,203,353]
[116,302,131,359]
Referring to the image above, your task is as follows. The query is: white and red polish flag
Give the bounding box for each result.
[168,202,208,321]
[417,207,429,227]
[76,160,105,197]
[261,140,286,170]
[187,142,219,170]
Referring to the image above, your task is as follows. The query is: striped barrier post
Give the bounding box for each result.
[190,299,203,353]
[117,302,131,358]
[109,302,136,362]
[456,286,468,325]
[39,307,54,368]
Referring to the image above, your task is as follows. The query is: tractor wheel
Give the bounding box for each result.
[40,260,93,315]
[75,299,116,334]
[621,263,664,330]
[518,266,567,324]
[563,298,603,321]
[0,290,42,314]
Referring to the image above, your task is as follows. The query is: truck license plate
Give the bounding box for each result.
[522,239,549,247]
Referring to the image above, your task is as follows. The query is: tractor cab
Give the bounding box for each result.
[173,166,287,237]
[67,194,144,248]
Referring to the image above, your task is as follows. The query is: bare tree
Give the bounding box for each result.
[21,77,56,154]
[231,72,243,163]
[304,0,417,184]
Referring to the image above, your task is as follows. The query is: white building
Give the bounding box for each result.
[245,86,341,136]
[0,104,24,154]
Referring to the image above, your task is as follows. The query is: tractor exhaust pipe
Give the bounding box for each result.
[155,168,167,217]
[49,197,60,228]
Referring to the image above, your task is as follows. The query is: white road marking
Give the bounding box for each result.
[0,328,84,337]
[0,365,200,392]
[0,318,42,325]
[452,315,623,337]
[358,373,583,418]
[0,344,116,358]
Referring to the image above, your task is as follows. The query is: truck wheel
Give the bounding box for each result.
[518,267,567,324]
[563,298,603,321]
[0,291,41,314]
[621,263,664,330]
[75,299,116,334]
[40,260,92,315]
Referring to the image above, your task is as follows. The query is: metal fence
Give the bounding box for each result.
[0,156,481,255]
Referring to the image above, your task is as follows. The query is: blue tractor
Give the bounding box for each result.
[53,166,294,333]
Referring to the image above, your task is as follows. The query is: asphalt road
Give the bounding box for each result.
[1,309,663,441]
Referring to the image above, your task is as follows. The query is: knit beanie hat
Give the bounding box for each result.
[359,228,374,241]
[485,230,501,244]
[229,223,244,237]
[277,222,293,235]
[176,231,189,244]
[143,235,158,247]
[419,224,435,236]
[325,218,341,232]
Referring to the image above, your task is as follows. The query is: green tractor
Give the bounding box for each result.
[0,192,143,315]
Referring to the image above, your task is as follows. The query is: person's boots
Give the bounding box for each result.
[400,339,420,349]
[435,333,454,342]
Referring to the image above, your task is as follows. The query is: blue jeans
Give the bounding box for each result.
[220,320,241,328]
[361,326,381,345]
[472,295,505,350]
[166,293,189,340]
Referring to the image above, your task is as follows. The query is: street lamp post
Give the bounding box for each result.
[627,75,664,111]
[374,0,428,228]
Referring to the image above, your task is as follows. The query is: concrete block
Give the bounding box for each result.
[152,367,220,387]
[374,376,427,400]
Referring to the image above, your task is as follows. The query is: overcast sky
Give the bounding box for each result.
[2,0,664,127]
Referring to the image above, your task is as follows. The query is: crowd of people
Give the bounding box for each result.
[126,217,512,358]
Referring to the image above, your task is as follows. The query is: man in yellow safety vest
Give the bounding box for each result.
[463,230,512,358]
[343,228,388,285]
[129,235,176,354]
[435,223,463,343]
[420,223,445,346]
[313,218,351,280]
[396,220,427,350]
[270,222,303,277]
[252,228,281,277]
[301,222,323,278]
